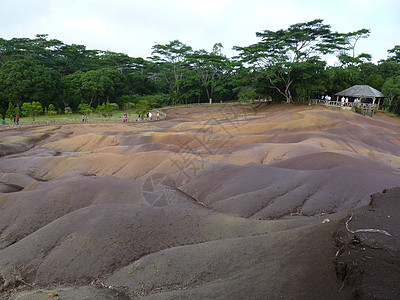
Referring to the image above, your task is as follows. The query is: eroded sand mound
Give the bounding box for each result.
[1,103,400,299]
[180,157,400,219]
[0,126,60,157]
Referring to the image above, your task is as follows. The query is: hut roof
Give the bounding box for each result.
[335,85,386,98]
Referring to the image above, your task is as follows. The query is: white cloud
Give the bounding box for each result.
[57,17,116,40]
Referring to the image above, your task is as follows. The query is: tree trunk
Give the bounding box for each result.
[267,72,293,104]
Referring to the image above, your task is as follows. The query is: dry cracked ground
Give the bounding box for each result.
[1,103,400,299]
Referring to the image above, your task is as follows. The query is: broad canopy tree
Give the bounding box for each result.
[234,19,350,103]
[338,29,371,66]
[0,59,59,109]
[187,44,235,103]
[150,40,193,104]
[61,67,126,109]
[150,40,235,104]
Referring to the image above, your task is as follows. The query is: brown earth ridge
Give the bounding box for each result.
[0,103,400,299]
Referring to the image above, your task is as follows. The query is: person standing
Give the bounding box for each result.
[16,115,19,125]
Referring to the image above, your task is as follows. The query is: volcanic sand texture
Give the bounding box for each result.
[1,103,400,299]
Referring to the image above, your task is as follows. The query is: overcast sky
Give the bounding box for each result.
[1,0,399,63]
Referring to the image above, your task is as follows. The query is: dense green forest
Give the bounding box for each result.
[1,19,399,119]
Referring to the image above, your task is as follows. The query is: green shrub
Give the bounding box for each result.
[123,102,136,110]
[353,105,362,114]
[5,102,16,120]
[96,103,119,117]
[78,103,93,115]
[47,104,57,116]
[64,107,72,115]
[132,94,171,108]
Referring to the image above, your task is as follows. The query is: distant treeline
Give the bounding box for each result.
[1,19,400,118]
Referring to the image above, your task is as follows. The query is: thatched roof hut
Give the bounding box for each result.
[335,85,385,104]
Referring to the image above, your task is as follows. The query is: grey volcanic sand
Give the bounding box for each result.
[1,103,400,299]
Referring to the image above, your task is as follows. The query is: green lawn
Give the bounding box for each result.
[14,110,142,125]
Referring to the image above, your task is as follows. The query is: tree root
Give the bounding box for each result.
[345,214,391,237]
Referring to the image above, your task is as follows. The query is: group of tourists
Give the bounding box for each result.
[82,114,88,122]
[321,94,362,106]
[322,95,332,106]
[1,110,163,127]
[1,115,19,125]
[340,96,349,106]
[134,111,160,122]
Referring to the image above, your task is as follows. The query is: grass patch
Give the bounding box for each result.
[16,110,143,125]
[384,110,399,117]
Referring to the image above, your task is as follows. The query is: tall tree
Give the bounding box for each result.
[0,35,65,69]
[122,57,161,96]
[79,67,125,107]
[234,19,343,103]
[0,38,13,65]
[60,71,84,109]
[381,76,400,110]
[57,43,100,76]
[291,57,327,101]
[187,45,234,103]
[98,51,137,74]
[338,29,371,66]
[150,40,193,104]
[0,59,59,110]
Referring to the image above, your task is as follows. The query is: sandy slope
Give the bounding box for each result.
[0,103,400,299]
